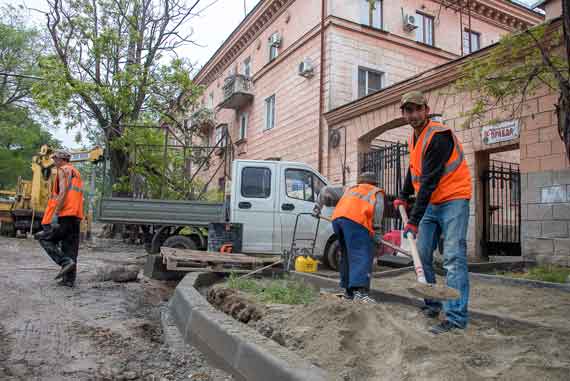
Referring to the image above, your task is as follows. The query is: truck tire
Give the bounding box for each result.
[163,235,198,250]
[325,239,341,271]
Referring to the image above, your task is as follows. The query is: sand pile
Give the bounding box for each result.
[251,297,570,381]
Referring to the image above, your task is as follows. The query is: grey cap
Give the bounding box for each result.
[357,172,378,185]
[52,150,71,160]
[400,90,428,108]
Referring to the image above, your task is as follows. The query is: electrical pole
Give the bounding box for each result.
[244,0,247,17]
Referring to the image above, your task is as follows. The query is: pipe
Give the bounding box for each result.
[318,0,326,173]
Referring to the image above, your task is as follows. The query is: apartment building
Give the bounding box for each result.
[189,0,541,189]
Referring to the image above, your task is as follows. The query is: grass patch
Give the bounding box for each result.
[227,273,316,305]
[497,265,570,284]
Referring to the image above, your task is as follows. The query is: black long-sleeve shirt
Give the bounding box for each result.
[400,130,454,226]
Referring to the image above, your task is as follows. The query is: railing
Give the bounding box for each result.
[219,74,254,109]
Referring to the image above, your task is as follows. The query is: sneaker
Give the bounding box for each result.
[429,320,461,335]
[343,289,354,300]
[353,291,377,304]
[54,260,75,280]
[421,306,440,319]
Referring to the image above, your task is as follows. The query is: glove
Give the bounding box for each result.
[311,204,322,218]
[393,198,409,211]
[403,223,418,239]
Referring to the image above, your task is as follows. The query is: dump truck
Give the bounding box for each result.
[98,159,344,269]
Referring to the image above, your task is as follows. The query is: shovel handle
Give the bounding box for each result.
[398,205,427,284]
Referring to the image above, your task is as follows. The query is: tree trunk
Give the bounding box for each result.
[106,125,131,196]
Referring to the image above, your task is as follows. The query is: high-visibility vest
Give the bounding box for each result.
[332,183,384,234]
[41,164,84,223]
[409,120,472,204]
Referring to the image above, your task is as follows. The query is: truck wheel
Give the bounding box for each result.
[325,239,341,271]
[163,235,198,250]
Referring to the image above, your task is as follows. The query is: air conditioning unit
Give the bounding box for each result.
[298,58,314,78]
[403,14,418,32]
[268,33,282,47]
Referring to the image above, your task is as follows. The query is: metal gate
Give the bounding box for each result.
[359,141,409,232]
[482,161,521,256]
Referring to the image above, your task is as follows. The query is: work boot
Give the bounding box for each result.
[429,320,461,335]
[57,279,74,288]
[421,306,440,319]
[54,260,75,280]
[342,289,354,300]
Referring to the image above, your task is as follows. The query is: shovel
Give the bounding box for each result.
[398,205,459,301]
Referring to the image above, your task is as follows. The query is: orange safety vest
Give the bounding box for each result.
[409,120,472,204]
[41,164,84,224]
[332,183,384,234]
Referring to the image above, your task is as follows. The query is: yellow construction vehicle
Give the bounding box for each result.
[0,145,104,237]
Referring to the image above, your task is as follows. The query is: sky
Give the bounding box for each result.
[1,0,538,148]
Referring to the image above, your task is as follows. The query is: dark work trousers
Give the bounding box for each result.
[39,216,81,283]
[332,217,375,291]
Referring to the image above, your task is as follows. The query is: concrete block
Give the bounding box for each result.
[522,221,541,238]
[553,203,570,219]
[523,238,554,256]
[550,169,570,185]
[527,171,552,189]
[527,203,553,220]
[541,221,569,238]
[553,238,570,256]
[541,185,566,203]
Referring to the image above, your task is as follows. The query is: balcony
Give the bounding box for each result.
[190,107,216,134]
[218,74,254,110]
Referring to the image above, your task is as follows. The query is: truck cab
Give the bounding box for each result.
[230,160,335,260]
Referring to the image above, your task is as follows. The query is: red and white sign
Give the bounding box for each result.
[482,120,520,145]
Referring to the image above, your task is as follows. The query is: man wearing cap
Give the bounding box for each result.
[395,91,472,334]
[328,172,385,303]
[36,150,84,287]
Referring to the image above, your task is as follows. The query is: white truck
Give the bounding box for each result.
[98,159,342,269]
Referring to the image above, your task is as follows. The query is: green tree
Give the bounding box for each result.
[0,7,59,189]
[458,5,570,157]
[33,0,204,185]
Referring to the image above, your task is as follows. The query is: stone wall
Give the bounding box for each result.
[523,169,570,266]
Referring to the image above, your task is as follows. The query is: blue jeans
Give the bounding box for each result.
[332,218,375,290]
[417,199,470,328]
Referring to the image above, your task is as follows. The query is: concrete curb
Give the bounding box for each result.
[291,272,567,331]
[470,272,570,291]
[169,273,329,381]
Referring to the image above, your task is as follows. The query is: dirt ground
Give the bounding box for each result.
[215,273,570,381]
[0,234,232,381]
[371,271,570,331]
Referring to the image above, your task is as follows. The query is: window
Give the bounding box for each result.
[243,57,252,77]
[264,95,276,130]
[415,12,434,46]
[358,67,384,98]
[239,112,248,140]
[360,0,382,29]
[241,167,271,198]
[285,169,326,202]
[269,33,279,61]
[208,92,214,109]
[215,125,227,147]
[463,29,481,54]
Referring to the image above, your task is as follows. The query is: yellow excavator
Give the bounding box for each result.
[0,145,104,237]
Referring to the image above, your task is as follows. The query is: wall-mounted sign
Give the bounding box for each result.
[482,120,520,145]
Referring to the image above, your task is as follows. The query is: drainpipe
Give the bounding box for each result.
[318,0,326,173]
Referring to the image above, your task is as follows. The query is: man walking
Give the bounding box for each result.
[394,91,472,334]
[37,150,84,287]
[328,172,384,303]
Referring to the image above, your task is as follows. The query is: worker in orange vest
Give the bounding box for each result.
[36,150,84,287]
[394,91,472,334]
[329,172,385,303]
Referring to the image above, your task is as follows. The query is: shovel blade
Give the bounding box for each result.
[407,283,460,301]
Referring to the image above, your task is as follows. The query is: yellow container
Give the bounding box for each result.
[294,256,318,273]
